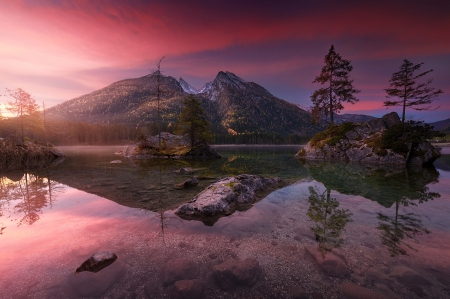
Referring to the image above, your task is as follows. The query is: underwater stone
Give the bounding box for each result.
[75,252,117,274]
[213,258,261,291]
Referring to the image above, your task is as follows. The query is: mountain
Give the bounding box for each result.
[179,78,198,94]
[198,71,323,135]
[46,72,186,125]
[47,71,326,136]
[429,118,450,132]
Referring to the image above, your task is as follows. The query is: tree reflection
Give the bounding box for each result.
[307,186,353,251]
[377,181,439,256]
[0,171,62,228]
[302,161,441,256]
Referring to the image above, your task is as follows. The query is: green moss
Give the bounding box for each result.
[224,182,236,189]
[310,122,358,148]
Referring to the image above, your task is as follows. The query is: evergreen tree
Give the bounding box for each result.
[384,59,443,123]
[176,95,212,150]
[310,45,360,125]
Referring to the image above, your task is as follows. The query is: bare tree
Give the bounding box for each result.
[5,88,39,142]
[153,56,165,148]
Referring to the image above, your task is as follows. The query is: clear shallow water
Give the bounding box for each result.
[1,146,450,298]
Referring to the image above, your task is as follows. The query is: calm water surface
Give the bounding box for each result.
[1,145,450,298]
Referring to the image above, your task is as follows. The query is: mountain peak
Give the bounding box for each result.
[179,77,198,94]
[198,81,213,93]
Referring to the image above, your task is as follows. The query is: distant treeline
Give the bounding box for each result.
[0,117,310,145]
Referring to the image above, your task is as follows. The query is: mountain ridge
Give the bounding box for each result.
[47,71,375,136]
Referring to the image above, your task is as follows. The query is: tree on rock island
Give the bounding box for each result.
[176,95,212,150]
[384,59,443,123]
[310,45,360,125]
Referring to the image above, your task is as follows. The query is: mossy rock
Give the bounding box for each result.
[310,122,358,148]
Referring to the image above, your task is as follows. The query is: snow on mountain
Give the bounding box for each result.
[198,81,212,93]
[179,78,198,94]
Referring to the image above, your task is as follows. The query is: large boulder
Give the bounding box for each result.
[296,112,441,166]
[175,174,281,224]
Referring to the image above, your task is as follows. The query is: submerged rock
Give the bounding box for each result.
[75,252,117,274]
[170,279,204,299]
[213,258,261,291]
[338,282,389,299]
[174,177,199,189]
[305,246,349,278]
[163,259,198,286]
[175,174,281,223]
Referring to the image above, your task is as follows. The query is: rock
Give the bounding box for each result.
[290,286,309,299]
[297,112,440,166]
[184,142,221,158]
[175,174,281,222]
[175,177,199,189]
[338,282,389,299]
[170,279,203,299]
[213,258,261,291]
[75,252,117,274]
[305,246,349,278]
[391,266,431,286]
[367,118,386,133]
[122,134,220,159]
[163,259,198,286]
[183,177,198,187]
[110,160,122,164]
[49,147,65,157]
[381,112,401,128]
[69,259,125,297]
[311,291,324,299]
[179,168,189,174]
[345,130,359,140]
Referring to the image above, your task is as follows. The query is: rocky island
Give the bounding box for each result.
[296,112,441,166]
[0,140,65,172]
[122,132,221,159]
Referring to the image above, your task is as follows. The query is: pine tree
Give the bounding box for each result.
[311,45,360,125]
[384,59,443,123]
[176,95,212,150]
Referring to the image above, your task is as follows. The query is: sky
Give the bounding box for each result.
[1,0,449,122]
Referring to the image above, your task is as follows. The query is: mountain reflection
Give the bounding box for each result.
[307,187,353,251]
[303,161,441,255]
[0,171,61,228]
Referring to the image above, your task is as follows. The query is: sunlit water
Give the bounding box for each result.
[1,146,450,298]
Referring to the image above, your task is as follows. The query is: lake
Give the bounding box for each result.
[1,145,450,298]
